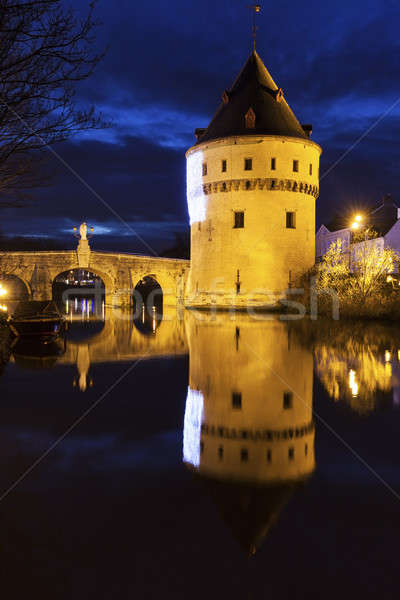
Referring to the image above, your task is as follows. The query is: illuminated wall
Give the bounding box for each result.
[185,135,321,307]
[186,150,207,225]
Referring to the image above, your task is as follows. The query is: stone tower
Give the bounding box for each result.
[185,50,322,308]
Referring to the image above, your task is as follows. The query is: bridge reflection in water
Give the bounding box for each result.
[9,300,187,391]
[183,313,315,555]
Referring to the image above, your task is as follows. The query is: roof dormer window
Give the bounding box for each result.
[245,107,256,129]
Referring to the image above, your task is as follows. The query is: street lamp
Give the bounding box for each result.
[351,214,363,230]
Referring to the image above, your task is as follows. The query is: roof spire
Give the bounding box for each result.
[250,4,261,51]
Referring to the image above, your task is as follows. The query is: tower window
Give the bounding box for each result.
[245,107,256,129]
[288,447,295,460]
[271,157,276,170]
[234,211,244,229]
[293,160,299,172]
[283,391,293,409]
[198,222,201,231]
[202,162,207,176]
[200,441,204,454]
[244,158,252,171]
[305,443,308,456]
[286,212,296,229]
[218,446,224,460]
[232,392,242,409]
[309,163,312,175]
[266,449,272,463]
[222,159,227,172]
[240,448,249,462]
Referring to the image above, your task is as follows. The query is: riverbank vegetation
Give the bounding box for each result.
[299,239,400,319]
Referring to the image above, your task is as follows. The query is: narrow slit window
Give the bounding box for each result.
[288,447,295,461]
[271,157,276,170]
[266,449,272,463]
[234,211,244,229]
[286,212,296,229]
[202,162,207,176]
[293,160,299,172]
[218,446,224,460]
[244,158,252,171]
[309,163,312,175]
[222,159,227,172]
[240,448,249,462]
[232,392,242,409]
[283,391,293,409]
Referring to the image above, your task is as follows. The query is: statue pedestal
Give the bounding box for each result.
[77,239,90,268]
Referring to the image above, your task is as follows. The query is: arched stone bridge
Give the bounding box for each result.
[0,241,190,307]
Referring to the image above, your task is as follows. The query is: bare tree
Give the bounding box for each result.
[0,0,106,202]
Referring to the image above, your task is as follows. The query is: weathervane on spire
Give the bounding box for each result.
[250,4,261,51]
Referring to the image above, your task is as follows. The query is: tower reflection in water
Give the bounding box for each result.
[183,313,315,555]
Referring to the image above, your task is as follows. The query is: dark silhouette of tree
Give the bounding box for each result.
[0,0,106,202]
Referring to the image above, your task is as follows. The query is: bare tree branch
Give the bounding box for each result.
[0,0,107,204]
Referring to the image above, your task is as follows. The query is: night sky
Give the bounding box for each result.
[2,0,400,253]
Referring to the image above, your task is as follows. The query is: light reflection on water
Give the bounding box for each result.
[289,320,400,415]
[0,308,400,566]
[3,308,400,408]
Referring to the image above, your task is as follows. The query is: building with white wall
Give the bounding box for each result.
[316,194,400,266]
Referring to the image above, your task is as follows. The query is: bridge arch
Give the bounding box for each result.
[0,274,31,300]
[133,275,163,311]
[51,266,114,311]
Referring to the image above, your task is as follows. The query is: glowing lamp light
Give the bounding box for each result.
[355,214,362,222]
[385,350,391,363]
[351,221,359,230]
[0,304,7,312]
[387,275,393,282]
[183,387,204,468]
[0,284,7,297]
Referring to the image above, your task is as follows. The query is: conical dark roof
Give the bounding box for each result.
[200,476,302,555]
[195,50,308,144]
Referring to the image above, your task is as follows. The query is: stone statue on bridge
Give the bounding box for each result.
[73,222,93,241]
[80,222,88,241]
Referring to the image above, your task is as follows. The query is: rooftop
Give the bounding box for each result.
[195,50,309,145]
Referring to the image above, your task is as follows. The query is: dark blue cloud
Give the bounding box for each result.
[4,0,400,246]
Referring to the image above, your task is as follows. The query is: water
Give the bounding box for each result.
[0,302,399,599]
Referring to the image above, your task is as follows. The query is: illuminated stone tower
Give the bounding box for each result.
[185,51,322,307]
[183,313,315,553]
